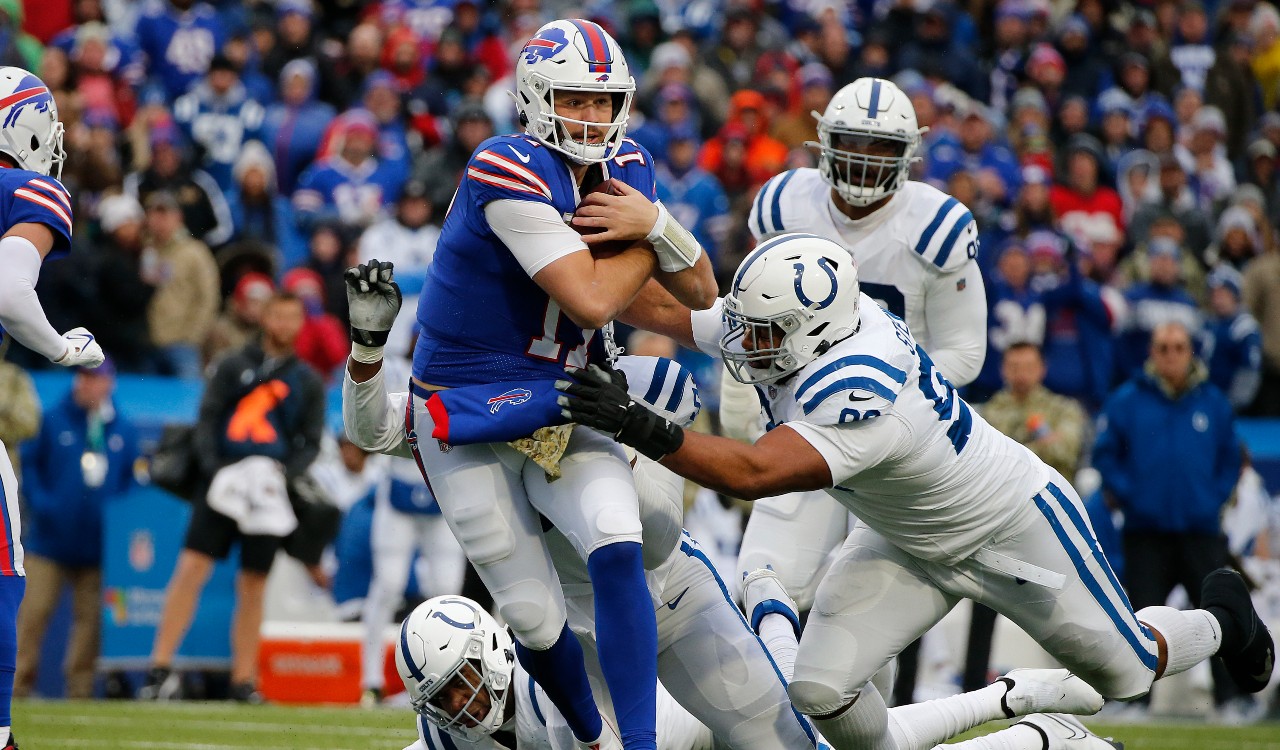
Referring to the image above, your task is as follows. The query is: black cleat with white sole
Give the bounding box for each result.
[1201,567,1275,693]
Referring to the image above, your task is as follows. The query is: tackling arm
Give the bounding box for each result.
[659,426,833,500]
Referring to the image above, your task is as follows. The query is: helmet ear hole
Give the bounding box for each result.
[29,134,37,151]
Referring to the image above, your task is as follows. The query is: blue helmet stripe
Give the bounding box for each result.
[400,617,426,682]
[866,79,883,118]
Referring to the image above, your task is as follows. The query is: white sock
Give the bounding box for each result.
[1137,605,1222,678]
[813,685,912,750]
[758,613,799,681]
[0,725,11,744]
[887,682,1010,750]
[934,724,1045,750]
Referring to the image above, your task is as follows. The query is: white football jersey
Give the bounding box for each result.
[706,294,1049,564]
[747,170,986,386]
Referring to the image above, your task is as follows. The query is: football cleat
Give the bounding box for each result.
[1015,714,1123,749]
[1201,567,1275,693]
[136,666,181,701]
[997,668,1105,718]
[360,687,383,708]
[3,731,16,749]
[230,682,265,705]
[741,567,801,637]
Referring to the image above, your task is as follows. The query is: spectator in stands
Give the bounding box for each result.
[92,195,156,373]
[1175,107,1236,213]
[261,0,342,106]
[292,109,402,233]
[132,0,227,100]
[123,122,234,249]
[1050,133,1124,252]
[0,0,46,71]
[280,268,348,381]
[1242,139,1280,217]
[927,104,1021,209]
[1116,215,1209,303]
[1206,206,1263,273]
[312,430,378,622]
[1248,2,1280,110]
[697,89,787,187]
[702,4,763,92]
[639,40,730,132]
[226,141,301,264]
[973,238,1045,400]
[17,359,138,699]
[357,180,438,358]
[68,22,137,128]
[1119,237,1202,377]
[1116,149,1161,223]
[1092,319,1243,712]
[771,63,831,149]
[303,222,354,324]
[1034,231,1124,412]
[140,191,221,379]
[0,343,39,483]
[260,60,336,196]
[411,102,492,211]
[359,71,412,188]
[1096,90,1136,176]
[1128,155,1213,255]
[1241,246,1280,415]
[656,126,731,276]
[1202,266,1263,412]
[204,271,273,366]
[1058,14,1107,102]
[173,54,267,193]
[332,23,383,110]
[140,292,324,704]
[629,82,698,161]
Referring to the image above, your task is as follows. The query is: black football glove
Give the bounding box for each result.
[556,364,684,460]
[344,260,402,347]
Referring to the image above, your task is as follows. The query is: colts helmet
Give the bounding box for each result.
[721,233,861,384]
[0,68,64,179]
[813,77,922,207]
[396,596,515,742]
[515,19,635,164]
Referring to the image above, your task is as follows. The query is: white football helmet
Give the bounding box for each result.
[0,68,64,179]
[812,78,922,207]
[514,19,635,164]
[396,596,516,742]
[721,233,861,384]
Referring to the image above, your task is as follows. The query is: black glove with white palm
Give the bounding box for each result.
[555,364,684,460]
[344,260,402,363]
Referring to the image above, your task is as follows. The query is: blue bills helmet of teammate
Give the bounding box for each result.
[722,233,862,384]
[514,19,635,164]
[396,596,516,741]
[0,67,65,179]
[812,77,923,207]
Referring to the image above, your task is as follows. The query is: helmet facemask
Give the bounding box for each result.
[521,73,633,164]
[815,126,915,207]
[411,635,511,742]
[721,303,810,384]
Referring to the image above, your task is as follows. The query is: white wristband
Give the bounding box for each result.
[647,200,702,272]
[645,201,669,244]
[350,342,385,364]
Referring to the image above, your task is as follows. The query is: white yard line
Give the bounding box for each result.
[53,739,369,750]
[29,713,410,739]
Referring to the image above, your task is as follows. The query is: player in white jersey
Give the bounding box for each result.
[559,233,1275,750]
[728,78,987,612]
[343,264,1108,750]
[0,67,104,750]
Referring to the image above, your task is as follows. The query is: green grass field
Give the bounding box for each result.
[15,700,1280,750]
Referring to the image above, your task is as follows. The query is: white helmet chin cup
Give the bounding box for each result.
[0,67,64,178]
[812,77,921,207]
[514,19,635,164]
[721,233,862,385]
[396,596,516,742]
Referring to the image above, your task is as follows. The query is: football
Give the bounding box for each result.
[574,178,632,257]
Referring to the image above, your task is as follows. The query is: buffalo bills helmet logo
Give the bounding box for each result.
[487,388,533,414]
[521,27,569,65]
[1,75,53,129]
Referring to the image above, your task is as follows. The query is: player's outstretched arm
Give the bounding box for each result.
[556,364,831,499]
[341,260,413,459]
[0,223,103,367]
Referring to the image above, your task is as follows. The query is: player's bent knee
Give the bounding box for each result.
[582,503,643,557]
[496,581,564,649]
[788,678,849,717]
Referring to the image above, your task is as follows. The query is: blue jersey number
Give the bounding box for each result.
[860,282,906,318]
[916,346,972,454]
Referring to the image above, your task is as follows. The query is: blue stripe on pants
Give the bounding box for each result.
[1032,491,1158,671]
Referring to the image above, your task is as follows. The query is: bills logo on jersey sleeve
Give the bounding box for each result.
[521,27,569,64]
[487,388,532,414]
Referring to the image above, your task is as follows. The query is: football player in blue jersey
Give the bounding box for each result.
[0,67,105,749]
[349,18,716,750]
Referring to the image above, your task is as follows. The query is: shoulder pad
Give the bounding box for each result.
[467,136,555,202]
[902,183,977,272]
[790,353,910,426]
[749,168,811,240]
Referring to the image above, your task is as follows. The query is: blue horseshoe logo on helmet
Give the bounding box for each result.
[793,257,838,309]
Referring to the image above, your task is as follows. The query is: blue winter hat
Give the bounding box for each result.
[1147,236,1182,259]
[1207,265,1243,297]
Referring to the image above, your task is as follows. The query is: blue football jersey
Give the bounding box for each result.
[0,168,74,344]
[413,134,657,386]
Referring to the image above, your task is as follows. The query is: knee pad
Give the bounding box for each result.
[495,577,565,650]
[788,678,847,717]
